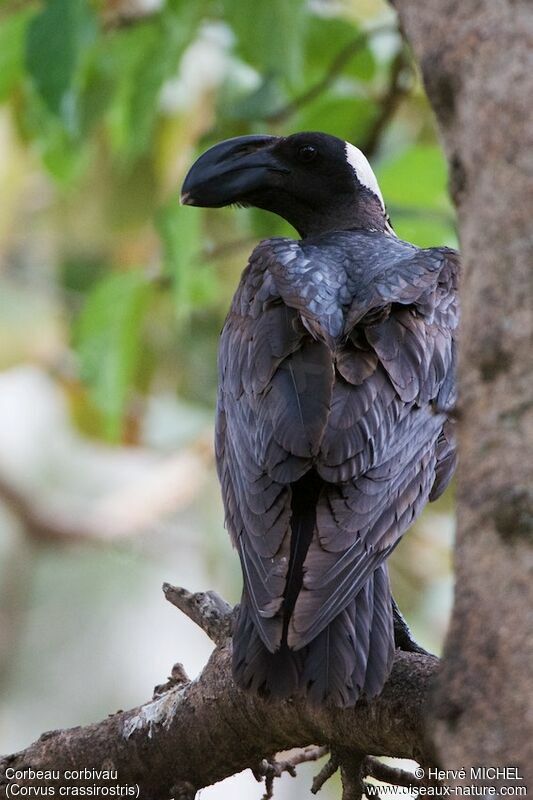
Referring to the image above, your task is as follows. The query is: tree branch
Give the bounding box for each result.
[359,47,415,158]
[256,745,329,799]
[0,439,211,545]
[364,757,422,788]
[265,24,398,123]
[312,752,340,795]
[0,586,438,799]
[102,0,163,30]
[162,583,233,646]
[339,751,366,800]
[0,0,38,20]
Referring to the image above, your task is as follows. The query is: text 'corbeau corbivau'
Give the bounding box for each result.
[181,132,459,707]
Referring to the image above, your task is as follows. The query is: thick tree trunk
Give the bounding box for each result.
[393,0,533,783]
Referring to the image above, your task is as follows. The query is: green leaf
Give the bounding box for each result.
[222,0,306,86]
[0,8,34,101]
[294,95,377,143]
[17,82,89,182]
[25,0,97,130]
[221,76,285,122]
[77,48,116,137]
[304,16,376,86]
[377,145,451,209]
[105,2,199,160]
[156,203,217,324]
[75,271,153,441]
[101,23,156,155]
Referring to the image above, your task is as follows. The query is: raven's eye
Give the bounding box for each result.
[298,145,318,163]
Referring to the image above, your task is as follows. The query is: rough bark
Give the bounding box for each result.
[393,0,533,783]
[0,588,438,799]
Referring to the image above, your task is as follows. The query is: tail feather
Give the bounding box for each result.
[353,580,372,693]
[301,603,357,707]
[232,469,395,706]
[362,564,395,697]
[233,592,302,698]
[302,565,394,706]
[233,566,395,707]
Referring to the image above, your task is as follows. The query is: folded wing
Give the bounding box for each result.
[217,231,459,658]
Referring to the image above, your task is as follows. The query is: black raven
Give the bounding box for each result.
[181,132,458,707]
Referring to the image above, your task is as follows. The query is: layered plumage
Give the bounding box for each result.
[216,230,458,705]
[182,132,459,707]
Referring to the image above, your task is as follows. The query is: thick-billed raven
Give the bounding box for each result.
[181,132,458,707]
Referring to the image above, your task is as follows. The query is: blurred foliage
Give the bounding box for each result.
[0,0,456,443]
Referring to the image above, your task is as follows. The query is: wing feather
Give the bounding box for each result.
[217,232,459,665]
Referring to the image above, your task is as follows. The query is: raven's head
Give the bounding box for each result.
[181,132,392,238]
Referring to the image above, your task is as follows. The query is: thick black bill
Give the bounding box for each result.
[181,135,284,208]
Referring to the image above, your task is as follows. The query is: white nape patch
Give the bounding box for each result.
[344,142,385,210]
